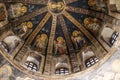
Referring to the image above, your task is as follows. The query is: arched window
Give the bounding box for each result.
[85,56,99,67]
[110,32,119,45]
[25,61,38,71]
[0,41,9,52]
[55,67,69,75]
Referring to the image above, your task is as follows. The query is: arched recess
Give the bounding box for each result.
[22,50,45,74]
[52,55,71,75]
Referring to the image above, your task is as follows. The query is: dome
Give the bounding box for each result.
[0,0,120,79]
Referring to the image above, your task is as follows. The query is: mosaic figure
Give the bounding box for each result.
[71,30,86,51]
[54,37,67,56]
[33,34,48,55]
[9,3,27,18]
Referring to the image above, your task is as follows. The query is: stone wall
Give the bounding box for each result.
[67,46,120,80]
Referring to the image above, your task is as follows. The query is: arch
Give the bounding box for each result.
[101,27,119,46]
[0,35,21,53]
[24,52,42,72]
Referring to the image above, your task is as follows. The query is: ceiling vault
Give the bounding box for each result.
[0,0,120,79]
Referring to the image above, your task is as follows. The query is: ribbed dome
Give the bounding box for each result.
[0,0,120,79]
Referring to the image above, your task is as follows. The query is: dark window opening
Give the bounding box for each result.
[85,56,99,67]
[55,67,69,75]
[25,61,38,71]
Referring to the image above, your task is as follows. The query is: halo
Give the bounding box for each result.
[57,37,64,42]
[0,65,12,76]
[21,6,27,13]
[72,30,81,37]
[27,21,33,28]
[84,18,91,25]
[88,0,96,6]
[41,34,48,39]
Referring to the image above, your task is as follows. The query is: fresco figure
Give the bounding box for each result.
[84,18,101,36]
[54,37,67,56]
[33,34,48,55]
[0,7,6,22]
[9,3,27,18]
[0,65,12,80]
[88,0,107,13]
[0,35,21,53]
[13,21,33,40]
[71,30,86,51]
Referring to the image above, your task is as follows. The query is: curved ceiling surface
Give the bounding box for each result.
[0,0,120,79]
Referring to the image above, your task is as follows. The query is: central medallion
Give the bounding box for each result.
[48,0,65,14]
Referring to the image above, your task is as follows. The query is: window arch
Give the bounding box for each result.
[25,61,38,71]
[0,35,21,53]
[85,56,99,67]
[55,67,69,75]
